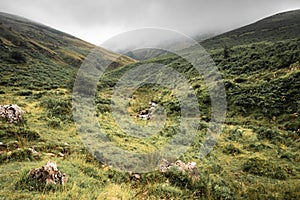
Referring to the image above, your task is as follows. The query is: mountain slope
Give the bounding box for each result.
[201,9,300,49]
[93,10,300,199]
[101,10,300,130]
[0,10,299,200]
[0,12,135,90]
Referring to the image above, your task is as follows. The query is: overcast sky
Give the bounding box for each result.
[1,0,299,46]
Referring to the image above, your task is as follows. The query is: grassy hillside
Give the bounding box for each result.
[201,9,300,49]
[93,9,300,199]
[0,12,135,90]
[0,10,300,199]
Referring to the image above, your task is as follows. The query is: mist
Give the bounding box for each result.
[1,0,299,48]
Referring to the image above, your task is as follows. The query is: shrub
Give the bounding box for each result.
[41,98,72,122]
[228,128,243,141]
[20,129,40,141]
[242,157,287,180]
[248,143,268,152]
[10,51,26,63]
[222,144,242,155]
[0,148,40,164]
[47,117,61,128]
[165,101,181,114]
[164,165,207,195]
[15,90,33,96]
[284,121,300,131]
[0,124,40,142]
[254,127,278,140]
[212,184,233,200]
[147,184,183,199]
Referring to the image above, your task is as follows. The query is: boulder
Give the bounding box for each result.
[159,159,199,180]
[136,101,157,120]
[28,161,67,185]
[0,104,24,123]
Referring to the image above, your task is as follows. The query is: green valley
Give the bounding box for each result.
[0,10,299,199]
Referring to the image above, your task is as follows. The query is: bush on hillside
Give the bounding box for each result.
[10,51,26,63]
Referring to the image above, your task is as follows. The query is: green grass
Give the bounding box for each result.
[1,10,300,199]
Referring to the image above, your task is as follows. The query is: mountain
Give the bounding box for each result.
[0,12,135,90]
[201,9,300,49]
[102,9,300,130]
[122,10,300,60]
[94,10,300,199]
[0,10,299,200]
[122,33,217,61]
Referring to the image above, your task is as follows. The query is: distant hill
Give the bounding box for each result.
[123,10,300,60]
[201,9,300,49]
[0,12,135,90]
[123,33,217,61]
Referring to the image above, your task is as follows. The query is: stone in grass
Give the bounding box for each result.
[0,104,24,123]
[28,161,67,185]
[159,159,199,180]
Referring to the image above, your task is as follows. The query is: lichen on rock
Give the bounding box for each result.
[28,161,67,185]
[0,104,24,123]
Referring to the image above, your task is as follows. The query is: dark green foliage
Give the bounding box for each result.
[222,144,242,155]
[248,143,270,152]
[284,120,300,132]
[223,45,231,59]
[211,40,300,122]
[47,117,61,128]
[15,90,32,96]
[280,151,297,162]
[41,98,72,122]
[210,178,234,200]
[228,128,243,141]
[96,97,111,113]
[79,165,102,180]
[10,51,26,63]
[0,124,40,142]
[197,121,208,130]
[254,127,278,140]
[164,166,207,194]
[103,169,131,184]
[0,148,40,164]
[165,101,181,114]
[242,157,287,180]
[19,129,40,141]
[147,184,184,199]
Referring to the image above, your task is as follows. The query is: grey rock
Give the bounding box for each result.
[28,161,67,185]
[0,104,24,123]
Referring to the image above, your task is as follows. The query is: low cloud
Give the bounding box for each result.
[0,0,299,45]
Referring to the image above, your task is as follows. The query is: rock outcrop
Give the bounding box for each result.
[159,159,199,180]
[28,161,67,185]
[136,101,156,120]
[0,104,24,123]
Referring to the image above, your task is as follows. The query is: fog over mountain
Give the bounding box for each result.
[1,0,299,48]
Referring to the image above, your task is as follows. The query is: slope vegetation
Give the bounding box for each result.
[0,12,135,90]
[201,9,300,49]
[0,10,299,199]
